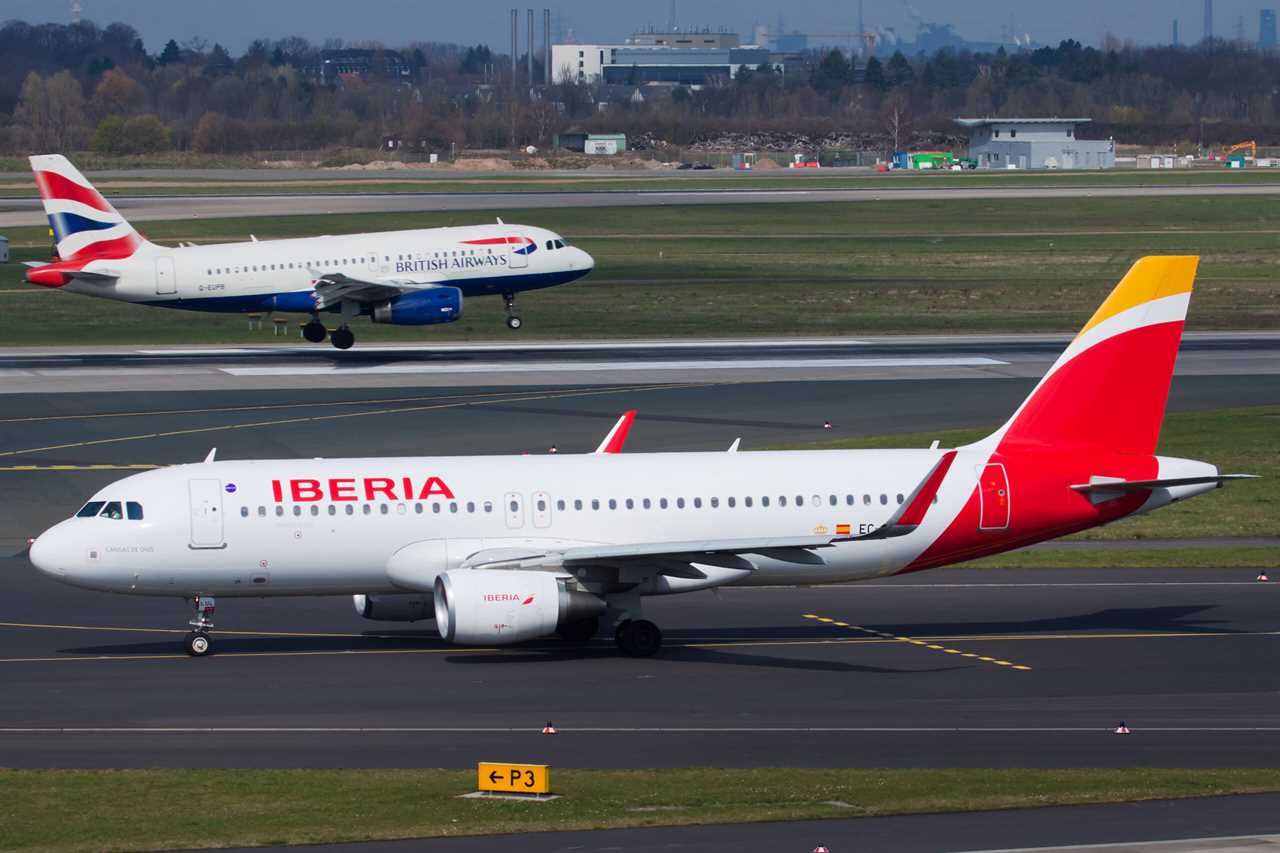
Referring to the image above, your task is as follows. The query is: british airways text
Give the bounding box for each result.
[395,254,510,274]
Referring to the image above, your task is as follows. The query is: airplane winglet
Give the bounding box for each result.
[846,450,957,541]
[595,410,636,454]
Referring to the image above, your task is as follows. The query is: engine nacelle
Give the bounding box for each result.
[352,593,434,622]
[370,287,462,326]
[434,569,605,645]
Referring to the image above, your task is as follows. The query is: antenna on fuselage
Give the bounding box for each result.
[203,448,217,463]
[727,438,741,452]
[496,217,505,225]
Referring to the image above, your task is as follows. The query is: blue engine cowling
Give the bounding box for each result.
[371,287,463,325]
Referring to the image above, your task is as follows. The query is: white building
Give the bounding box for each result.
[956,117,1115,170]
[550,43,776,86]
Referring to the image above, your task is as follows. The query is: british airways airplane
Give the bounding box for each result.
[27,256,1254,657]
[22,155,594,348]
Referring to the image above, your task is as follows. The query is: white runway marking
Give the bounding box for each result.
[221,356,1009,377]
[3,726,1280,734]
[137,339,874,355]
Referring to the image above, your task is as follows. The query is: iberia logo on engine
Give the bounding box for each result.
[483,594,536,605]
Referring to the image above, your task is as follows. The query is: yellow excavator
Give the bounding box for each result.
[1223,140,1257,159]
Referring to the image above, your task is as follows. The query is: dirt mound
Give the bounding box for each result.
[753,157,782,169]
[452,157,510,171]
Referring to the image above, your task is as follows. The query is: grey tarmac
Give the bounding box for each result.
[1,375,1278,771]
[199,795,1280,853]
[2,182,1280,227]
[0,332,1275,393]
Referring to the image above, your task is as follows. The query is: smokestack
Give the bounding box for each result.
[544,9,552,84]
[1204,0,1213,40]
[511,9,518,83]
[1172,18,1179,45]
[527,8,535,86]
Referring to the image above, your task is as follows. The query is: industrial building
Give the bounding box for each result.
[550,30,778,86]
[955,117,1114,170]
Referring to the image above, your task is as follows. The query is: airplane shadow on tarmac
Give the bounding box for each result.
[52,604,1230,662]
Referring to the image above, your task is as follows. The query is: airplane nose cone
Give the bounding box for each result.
[579,248,595,271]
[28,525,71,579]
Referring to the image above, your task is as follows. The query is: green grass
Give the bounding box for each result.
[3,194,1279,344]
[958,545,1279,569]
[5,164,1280,196]
[2,768,1278,852]
[773,405,1279,542]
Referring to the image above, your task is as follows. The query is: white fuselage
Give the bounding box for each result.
[30,449,965,598]
[67,223,592,312]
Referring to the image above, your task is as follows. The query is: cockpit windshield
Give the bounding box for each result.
[75,500,144,520]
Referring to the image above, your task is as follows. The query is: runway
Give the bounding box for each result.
[1,375,1279,770]
[211,795,1280,853]
[3,181,1280,227]
[1,332,1276,393]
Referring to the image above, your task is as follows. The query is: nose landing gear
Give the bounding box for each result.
[503,292,522,330]
[184,595,216,657]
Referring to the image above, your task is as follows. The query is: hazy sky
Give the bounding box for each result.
[6,0,1276,52]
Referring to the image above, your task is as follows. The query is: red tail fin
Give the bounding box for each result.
[990,256,1198,456]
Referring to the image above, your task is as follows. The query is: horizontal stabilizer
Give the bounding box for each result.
[1071,474,1258,493]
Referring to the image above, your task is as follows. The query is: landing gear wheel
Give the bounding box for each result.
[557,615,600,643]
[330,327,355,350]
[502,292,521,330]
[614,619,662,657]
[184,632,211,657]
[302,320,327,344]
[506,315,523,330]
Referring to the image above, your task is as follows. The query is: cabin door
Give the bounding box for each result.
[189,479,225,548]
[155,257,177,295]
[978,463,1011,531]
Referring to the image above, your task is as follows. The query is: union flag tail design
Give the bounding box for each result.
[985,256,1197,457]
[30,154,145,261]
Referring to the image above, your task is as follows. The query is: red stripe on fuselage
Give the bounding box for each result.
[34,170,112,213]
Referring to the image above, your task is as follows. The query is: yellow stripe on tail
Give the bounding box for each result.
[1076,256,1198,339]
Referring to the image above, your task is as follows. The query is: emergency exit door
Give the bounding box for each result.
[189,479,225,548]
[978,463,1010,530]
[155,257,176,295]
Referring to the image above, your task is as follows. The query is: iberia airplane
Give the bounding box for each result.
[28,257,1253,657]
[22,155,594,348]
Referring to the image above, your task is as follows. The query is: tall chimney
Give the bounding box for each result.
[544,8,552,84]
[1172,18,1179,45]
[527,8,535,85]
[511,9,518,83]
[1204,0,1213,41]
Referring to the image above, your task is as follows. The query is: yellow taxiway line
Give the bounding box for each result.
[804,613,1035,670]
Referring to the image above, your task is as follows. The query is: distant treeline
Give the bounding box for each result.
[1,18,1278,158]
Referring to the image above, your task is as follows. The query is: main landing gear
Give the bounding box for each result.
[302,318,327,344]
[503,292,523,330]
[614,619,662,657]
[184,595,216,657]
[302,319,355,349]
[330,326,355,350]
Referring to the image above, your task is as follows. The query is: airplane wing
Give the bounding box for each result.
[460,534,851,573]
[593,411,636,454]
[309,270,446,309]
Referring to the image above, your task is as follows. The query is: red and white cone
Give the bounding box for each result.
[548,445,558,454]
[542,720,557,735]
[813,846,831,853]
[1257,571,1269,582]
[822,421,833,430]
[1114,722,1131,735]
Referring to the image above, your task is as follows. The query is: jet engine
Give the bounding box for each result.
[434,569,605,645]
[370,287,462,326]
[352,593,434,622]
